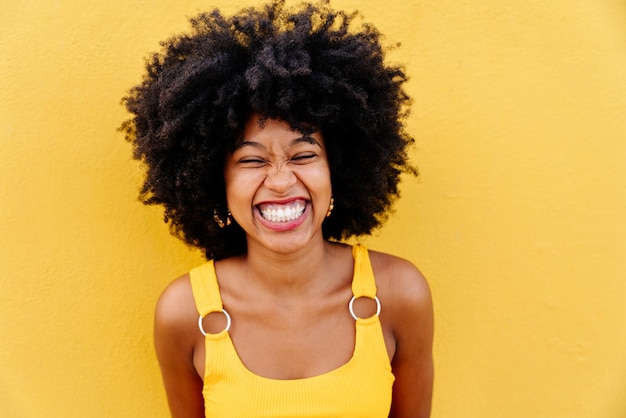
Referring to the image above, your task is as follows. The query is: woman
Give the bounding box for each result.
[121,1,433,416]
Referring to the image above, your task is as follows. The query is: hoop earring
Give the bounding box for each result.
[213,209,232,228]
[326,197,334,218]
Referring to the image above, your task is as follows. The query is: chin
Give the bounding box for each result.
[250,229,324,255]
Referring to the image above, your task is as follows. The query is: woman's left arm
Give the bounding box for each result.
[382,258,434,418]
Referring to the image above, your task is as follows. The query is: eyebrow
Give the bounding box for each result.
[235,135,321,151]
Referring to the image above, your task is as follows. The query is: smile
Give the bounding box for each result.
[258,200,306,223]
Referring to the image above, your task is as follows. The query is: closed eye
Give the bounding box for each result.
[291,153,317,163]
[238,157,267,167]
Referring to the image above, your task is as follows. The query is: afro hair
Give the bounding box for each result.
[120,0,416,260]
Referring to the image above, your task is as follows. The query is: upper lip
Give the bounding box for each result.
[255,197,308,206]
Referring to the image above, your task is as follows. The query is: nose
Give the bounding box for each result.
[264,163,297,193]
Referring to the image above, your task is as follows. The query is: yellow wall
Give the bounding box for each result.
[1,0,625,416]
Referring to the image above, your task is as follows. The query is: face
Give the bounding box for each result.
[223,114,332,255]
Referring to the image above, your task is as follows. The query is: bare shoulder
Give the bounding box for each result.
[368,250,432,311]
[368,250,434,343]
[154,273,199,346]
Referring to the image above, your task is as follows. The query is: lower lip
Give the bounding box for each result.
[256,204,309,231]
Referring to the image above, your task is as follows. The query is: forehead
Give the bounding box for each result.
[238,114,324,149]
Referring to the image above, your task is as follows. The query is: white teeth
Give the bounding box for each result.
[259,201,305,223]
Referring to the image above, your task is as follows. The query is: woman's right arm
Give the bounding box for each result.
[154,275,205,418]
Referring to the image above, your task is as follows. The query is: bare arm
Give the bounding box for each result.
[154,276,205,418]
[375,255,434,418]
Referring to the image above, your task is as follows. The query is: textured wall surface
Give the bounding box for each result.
[1,0,625,417]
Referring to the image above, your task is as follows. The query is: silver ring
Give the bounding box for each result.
[349,296,381,320]
[198,308,232,336]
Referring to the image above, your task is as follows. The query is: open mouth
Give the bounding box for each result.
[258,200,306,223]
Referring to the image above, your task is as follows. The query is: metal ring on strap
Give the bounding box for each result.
[349,295,381,320]
[198,308,232,336]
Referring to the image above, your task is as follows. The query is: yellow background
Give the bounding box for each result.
[2,0,625,416]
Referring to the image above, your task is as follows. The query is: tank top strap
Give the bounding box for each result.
[351,244,378,298]
[189,260,223,317]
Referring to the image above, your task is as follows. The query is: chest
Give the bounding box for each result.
[194,292,359,379]
[198,315,395,418]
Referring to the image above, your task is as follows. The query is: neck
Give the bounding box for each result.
[243,239,339,298]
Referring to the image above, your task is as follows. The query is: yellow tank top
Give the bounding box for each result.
[189,245,395,417]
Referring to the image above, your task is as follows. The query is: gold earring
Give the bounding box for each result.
[326,197,334,218]
[213,209,232,228]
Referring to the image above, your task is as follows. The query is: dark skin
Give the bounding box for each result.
[153,116,434,417]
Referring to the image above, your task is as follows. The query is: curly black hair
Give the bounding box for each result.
[120,0,415,260]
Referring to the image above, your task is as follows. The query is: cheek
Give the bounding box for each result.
[295,166,332,196]
[224,170,264,201]
[310,164,332,188]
